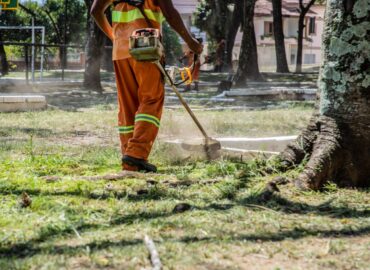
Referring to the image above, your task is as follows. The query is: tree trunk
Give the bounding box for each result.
[296,0,316,73]
[0,31,9,76]
[235,0,262,85]
[296,13,305,73]
[102,36,113,72]
[102,8,113,72]
[279,0,370,189]
[272,0,289,73]
[83,0,104,92]
[226,0,243,70]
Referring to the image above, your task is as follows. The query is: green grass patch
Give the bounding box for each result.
[0,106,369,269]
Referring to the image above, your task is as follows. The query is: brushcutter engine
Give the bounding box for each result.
[129,28,164,62]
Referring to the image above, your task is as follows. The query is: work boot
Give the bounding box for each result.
[122,163,139,172]
[122,155,157,173]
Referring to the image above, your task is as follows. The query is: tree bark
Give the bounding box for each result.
[279,0,370,189]
[226,0,243,70]
[296,0,316,73]
[0,31,9,76]
[272,0,289,73]
[83,0,104,92]
[235,0,262,85]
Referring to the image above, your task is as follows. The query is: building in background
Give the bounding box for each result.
[173,0,326,69]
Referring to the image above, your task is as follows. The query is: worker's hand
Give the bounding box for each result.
[188,38,203,55]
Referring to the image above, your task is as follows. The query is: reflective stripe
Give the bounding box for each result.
[112,9,164,24]
[118,125,134,134]
[135,113,160,128]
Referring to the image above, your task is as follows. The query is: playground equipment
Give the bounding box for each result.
[0,0,46,82]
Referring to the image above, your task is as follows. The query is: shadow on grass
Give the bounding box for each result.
[238,192,370,218]
[0,127,54,138]
[0,186,181,202]
[0,127,94,139]
[178,225,370,244]
[2,223,369,259]
[1,172,369,259]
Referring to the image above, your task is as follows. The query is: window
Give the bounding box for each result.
[304,54,316,64]
[264,22,273,35]
[308,17,316,35]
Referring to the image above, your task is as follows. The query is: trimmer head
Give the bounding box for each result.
[180,138,221,160]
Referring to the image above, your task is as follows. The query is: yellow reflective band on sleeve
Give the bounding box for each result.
[135,113,160,128]
[118,125,135,134]
[112,9,164,24]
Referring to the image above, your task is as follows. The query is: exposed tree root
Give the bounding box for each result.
[279,113,319,168]
[293,116,342,190]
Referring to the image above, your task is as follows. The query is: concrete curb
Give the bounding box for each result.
[0,95,47,112]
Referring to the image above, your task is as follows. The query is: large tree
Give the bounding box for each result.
[226,0,243,69]
[194,0,234,69]
[194,0,233,42]
[272,0,289,73]
[0,31,9,76]
[279,0,370,189]
[83,0,104,93]
[296,0,316,73]
[235,0,262,84]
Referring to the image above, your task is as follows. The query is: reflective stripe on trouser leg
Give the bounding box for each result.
[125,59,164,160]
[118,125,135,134]
[114,59,139,156]
[135,114,160,128]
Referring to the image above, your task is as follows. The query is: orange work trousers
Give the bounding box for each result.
[114,58,164,160]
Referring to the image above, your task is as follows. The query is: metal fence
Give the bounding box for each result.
[0,42,114,84]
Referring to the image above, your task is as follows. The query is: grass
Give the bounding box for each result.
[0,103,369,269]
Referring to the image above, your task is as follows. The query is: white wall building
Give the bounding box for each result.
[173,0,326,69]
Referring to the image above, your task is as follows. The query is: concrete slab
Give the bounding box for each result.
[216,136,297,152]
[161,135,297,161]
[0,95,47,112]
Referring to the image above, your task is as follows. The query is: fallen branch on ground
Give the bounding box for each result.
[144,235,162,270]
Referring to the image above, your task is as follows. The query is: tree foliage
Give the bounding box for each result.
[194,0,233,42]
[162,22,183,65]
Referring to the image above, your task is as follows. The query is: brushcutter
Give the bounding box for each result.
[129,28,221,160]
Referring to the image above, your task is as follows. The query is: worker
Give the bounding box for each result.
[91,0,203,172]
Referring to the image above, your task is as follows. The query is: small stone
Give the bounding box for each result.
[173,203,192,213]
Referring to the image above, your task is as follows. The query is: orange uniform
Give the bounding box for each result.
[112,1,164,161]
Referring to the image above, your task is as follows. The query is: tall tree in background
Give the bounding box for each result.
[83,0,104,92]
[272,0,289,73]
[235,0,262,84]
[0,30,9,76]
[226,0,243,69]
[296,0,316,73]
[194,0,233,67]
[162,22,183,65]
[194,0,233,42]
[279,0,370,189]
[102,8,113,72]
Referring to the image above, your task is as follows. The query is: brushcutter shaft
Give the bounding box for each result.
[155,62,210,140]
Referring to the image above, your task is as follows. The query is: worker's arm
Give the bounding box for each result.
[158,0,203,55]
[91,0,114,41]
